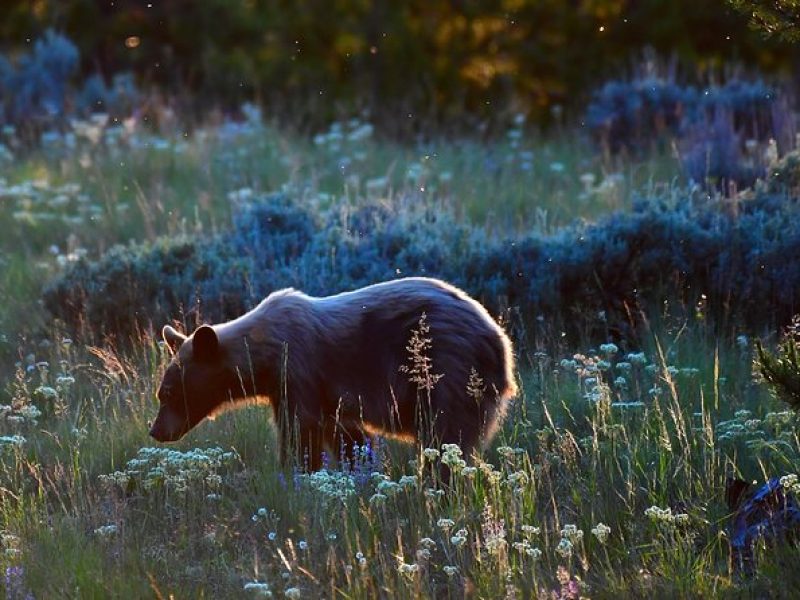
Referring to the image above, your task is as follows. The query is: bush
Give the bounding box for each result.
[0,30,137,143]
[43,189,800,343]
[1,30,78,134]
[587,77,776,152]
[586,74,790,188]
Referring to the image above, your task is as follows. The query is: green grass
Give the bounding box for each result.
[0,116,795,598]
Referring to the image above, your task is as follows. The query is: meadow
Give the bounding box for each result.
[1,91,800,600]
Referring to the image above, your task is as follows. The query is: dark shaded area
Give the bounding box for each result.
[0,1,795,132]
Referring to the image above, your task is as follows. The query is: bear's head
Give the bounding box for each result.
[150,324,239,442]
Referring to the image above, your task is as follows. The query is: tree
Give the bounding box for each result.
[727,0,800,42]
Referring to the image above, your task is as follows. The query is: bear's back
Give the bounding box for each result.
[308,278,515,423]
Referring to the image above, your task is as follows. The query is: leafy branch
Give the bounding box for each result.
[727,0,800,42]
[756,317,800,410]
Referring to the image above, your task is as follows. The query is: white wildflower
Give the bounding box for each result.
[591,522,611,544]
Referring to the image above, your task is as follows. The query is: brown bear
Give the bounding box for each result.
[150,277,516,470]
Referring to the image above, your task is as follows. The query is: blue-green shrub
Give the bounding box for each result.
[43,189,800,342]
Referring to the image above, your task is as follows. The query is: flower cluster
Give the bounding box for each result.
[397,560,420,578]
[591,523,611,544]
[780,473,800,496]
[0,435,26,453]
[512,539,542,559]
[441,443,466,469]
[243,581,272,597]
[450,529,469,547]
[295,469,357,505]
[644,506,689,526]
[93,524,118,538]
[481,504,507,556]
[99,446,239,495]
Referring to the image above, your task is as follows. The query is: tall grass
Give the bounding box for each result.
[0,318,795,597]
[0,115,796,597]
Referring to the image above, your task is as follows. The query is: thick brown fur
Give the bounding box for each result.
[151,277,517,470]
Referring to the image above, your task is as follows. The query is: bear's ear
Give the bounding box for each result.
[162,325,187,354]
[192,325,219,362]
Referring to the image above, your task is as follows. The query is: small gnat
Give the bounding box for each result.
[243,581,272,597]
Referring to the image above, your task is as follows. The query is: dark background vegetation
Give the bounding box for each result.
[0,0,796,133]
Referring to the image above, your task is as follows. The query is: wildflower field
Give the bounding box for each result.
[1,21,800,600]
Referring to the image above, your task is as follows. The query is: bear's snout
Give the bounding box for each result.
[149,405,189,442]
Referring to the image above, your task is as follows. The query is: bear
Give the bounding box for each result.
[149,277,517,470]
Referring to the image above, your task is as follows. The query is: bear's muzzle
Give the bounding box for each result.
[149,404,190,442]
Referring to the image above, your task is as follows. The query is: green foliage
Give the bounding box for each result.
[1,0,793,128]
[756,318,800,411]
[727,0,800,42]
